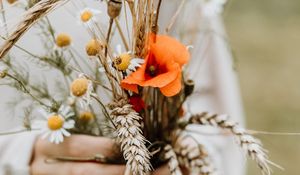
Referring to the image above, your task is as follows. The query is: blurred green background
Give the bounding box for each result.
[224,0,300,174]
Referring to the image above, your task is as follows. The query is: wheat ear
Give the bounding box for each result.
[108,99,151,175]
[175,135,215,175]
[189,112,279,175]
[164,144,183,175]
[0,0,66,59]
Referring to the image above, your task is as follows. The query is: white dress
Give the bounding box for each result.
[0,0,245,174]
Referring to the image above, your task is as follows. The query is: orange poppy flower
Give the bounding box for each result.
[121,34,190,97]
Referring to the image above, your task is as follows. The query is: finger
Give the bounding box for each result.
[36,135,119,158]
[32,160,125,175]
[152,164,171,175]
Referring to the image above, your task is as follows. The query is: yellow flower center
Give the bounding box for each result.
[81,10,93,22]
[71,78,89,97]
[86,39,103,56]
[79,112,94,122]
[56,33,72,48]
[47,115,64,130]
[6,0,17,4]
[114,53,131,71]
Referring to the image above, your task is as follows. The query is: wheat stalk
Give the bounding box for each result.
[164,144,183,175]
[0,0,67,59]
[175,135,216,175]
[108,98,151,175]
[188,112,280,175]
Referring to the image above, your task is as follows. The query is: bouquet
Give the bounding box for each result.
[0,0,279,174]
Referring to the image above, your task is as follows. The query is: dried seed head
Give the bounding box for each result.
[107,0,122,19]
[184,79,195,97]
[56,33,72,48]
[114,53,131,71]
[85,39,103,56]
[71,78,89,97]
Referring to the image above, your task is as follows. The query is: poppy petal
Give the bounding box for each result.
[150,34,190,66]
[140,61,180,87]
[160,73,182,97]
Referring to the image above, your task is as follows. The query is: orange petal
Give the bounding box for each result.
[150,34,190,66]
[160,73,182,97]
[140,61,180,88]
[120,82,139,93]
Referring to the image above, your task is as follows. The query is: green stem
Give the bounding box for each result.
[91,94,116,129]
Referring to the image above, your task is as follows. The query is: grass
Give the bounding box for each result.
[224,0,300,174]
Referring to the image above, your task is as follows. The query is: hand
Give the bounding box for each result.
[30,135,171,175]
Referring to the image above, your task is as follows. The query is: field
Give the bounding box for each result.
[225,0,300,174]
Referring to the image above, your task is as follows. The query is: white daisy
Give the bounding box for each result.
[113,44,144,73]
[78,8,101,26]
[70,74,94,109]
[35,105,75,144]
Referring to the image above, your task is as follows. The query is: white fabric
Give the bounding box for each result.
[0,130,39,175]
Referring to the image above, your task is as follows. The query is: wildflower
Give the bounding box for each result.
[6,0,17,4]
[70,75,94,109]
[121,34,190,97]
[55,33,72,48]
[85,39,103,56]
[113,45,144,72]
[78,111,94,123]
[78,8,101,25]
[129,96,145,113]
[35,105,75,144]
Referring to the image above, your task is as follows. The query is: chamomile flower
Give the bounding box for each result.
[78,111,94,124]
[78,8,101,26]
[70,75,94,109]
[55,33,72,48]
[113,44,144,73]
[36,105,75,144]
[6,0,17,4]
[85,39,103,56]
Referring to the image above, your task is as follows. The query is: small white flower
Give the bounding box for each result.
[113,44,144,74]
[70,74,94,109]
[78,8,101,26]
[35,105,75,144]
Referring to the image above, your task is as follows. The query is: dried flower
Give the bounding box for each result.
[121,34,190,97]
[70,75,94,109]
[85,39,103,56]
[55,33,71,48]
[34,105,75,144]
